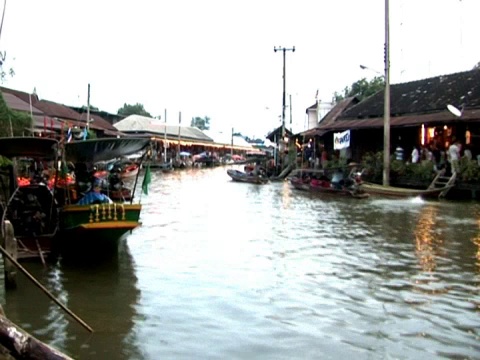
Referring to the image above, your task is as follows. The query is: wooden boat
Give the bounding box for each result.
[290,175,311,191]
[359,182,453,199]
[57,137,151,257]
[289,167,369,199]
[309,178,370,199]
[227,169,269,184]
[289,164,370,199]
[109,159,140,179]
[149,161,174,171]
[0,137,60,260]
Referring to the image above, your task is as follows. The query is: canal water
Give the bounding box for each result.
[1,165,479,359]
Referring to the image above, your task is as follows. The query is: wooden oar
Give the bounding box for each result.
[0,244,94,333]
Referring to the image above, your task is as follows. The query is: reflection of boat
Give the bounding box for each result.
[289,167,369,199]
[3,241,142,358]
[57,138,150,258]
[359,182,453,199]
[227,169,269,184]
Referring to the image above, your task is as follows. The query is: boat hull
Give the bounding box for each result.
[360,182,452,198]
[227,169,269,184]
[289,169,369,199]
[56,203,142,257]
[291,178,369,198]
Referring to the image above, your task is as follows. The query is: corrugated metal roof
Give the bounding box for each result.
[1,87,39,105]
[319,108,480,131]
[266,126,293,141]
[203,130,253,147]
[3,92,43,114]
[78,112,119,131]
[341,68,480,120]
[114,115,214,142]
[34,100,83,121]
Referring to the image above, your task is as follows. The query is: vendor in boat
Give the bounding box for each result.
[77,177,113,205]
[251,162,265,177]
[331,169,345,190]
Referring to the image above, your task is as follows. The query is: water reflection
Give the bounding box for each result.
[1,166,479,359]
[414,204,442,273]
[472,207,480,273]
[4,242,140,359]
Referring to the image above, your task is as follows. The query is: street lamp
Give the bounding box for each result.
[359,64,383,77]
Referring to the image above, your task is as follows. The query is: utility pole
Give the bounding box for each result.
[274,46,295,172]
[86,83,90,131]
[274,46,295,140]
[164,109,167,163]
[177,111,181,159]
[231,127,234,158]
[383,0,390,186]
[289,94,293,132]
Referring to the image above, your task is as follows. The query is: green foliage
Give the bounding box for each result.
[360,151,384,182]
[0,51,15,83]
[190,116,210,130]
[334,76,385,103]
[87,129,97,139]
[458,157,480,182]
[404,161,435,181]
[0,92,31,136]
[117,103,152,117]
[78,104,99,111]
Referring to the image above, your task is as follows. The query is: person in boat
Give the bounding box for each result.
[77,177,113,205]
[251,162,265,177]
[330,169,345,190]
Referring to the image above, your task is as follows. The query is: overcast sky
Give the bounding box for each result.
[1,0,479,138]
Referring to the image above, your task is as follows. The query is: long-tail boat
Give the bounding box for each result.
[0,137,60,260]
[56,137,150,257]
[0,137,151,261]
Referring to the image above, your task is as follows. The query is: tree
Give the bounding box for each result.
[0,92,30,137]
[0,51,14,83]
[190,116,210,130]
[333,76,385,103]
[117,103,152,117]
[79,104,99,112]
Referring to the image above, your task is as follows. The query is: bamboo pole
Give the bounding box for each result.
[0,244,94,333]
[35,240,46,268]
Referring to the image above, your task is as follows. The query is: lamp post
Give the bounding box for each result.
[359,64,383,77]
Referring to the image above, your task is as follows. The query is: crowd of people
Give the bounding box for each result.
[394,138,474,174]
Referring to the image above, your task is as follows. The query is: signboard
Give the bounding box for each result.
[333,130,350,150]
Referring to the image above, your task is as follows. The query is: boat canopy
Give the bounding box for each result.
[0,137,58,159]
[64,138,150,163]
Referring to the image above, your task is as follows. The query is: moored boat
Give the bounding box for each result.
[227,169,269,184]
[359,182,453,199]
[0,137,60,260]
[57,137,150,258]
[289,166,369,199]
